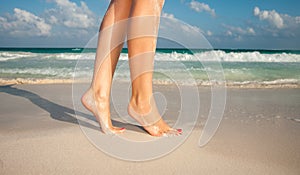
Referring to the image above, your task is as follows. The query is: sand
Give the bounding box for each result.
[0,83,299,175]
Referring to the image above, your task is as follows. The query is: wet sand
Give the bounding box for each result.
[0,83,299,174]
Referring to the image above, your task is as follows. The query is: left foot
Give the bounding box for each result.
[81,88,125,134]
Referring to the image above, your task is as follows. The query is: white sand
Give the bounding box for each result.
[0,84,299,174]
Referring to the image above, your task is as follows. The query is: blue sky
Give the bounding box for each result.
[0,0,299,49]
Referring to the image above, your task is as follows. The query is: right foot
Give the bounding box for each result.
[81,88,125,134]
[128,98,182,137]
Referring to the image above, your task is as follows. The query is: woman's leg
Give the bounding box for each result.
[82,0,132,133]
[127,0,181,136]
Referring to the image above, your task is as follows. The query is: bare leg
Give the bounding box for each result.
[82,0,132,134]
[127,0,181,136]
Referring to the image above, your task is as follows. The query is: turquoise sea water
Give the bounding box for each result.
[0,48,299,86]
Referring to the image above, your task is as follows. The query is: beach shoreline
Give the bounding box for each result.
[0,83,299,174]
[1,48,300,90]
[0,78,299,89]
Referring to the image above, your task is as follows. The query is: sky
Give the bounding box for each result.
[0,0,299,49]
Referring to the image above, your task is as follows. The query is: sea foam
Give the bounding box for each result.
[1,50,300,62]
[1,49,300,87]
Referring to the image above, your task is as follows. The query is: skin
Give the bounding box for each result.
[81,0,181,136]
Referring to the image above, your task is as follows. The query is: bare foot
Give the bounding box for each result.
[128,99,182,136]
[81,88,125,134]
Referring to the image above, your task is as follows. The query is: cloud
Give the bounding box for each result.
[161,12,202,34]
[46,0,96,29]
[0,8,51,37]
[0,0,97,39]
[226,30,232,36]
[161,12,175,20]
[189,0,216,17]
[253,7,284,28]
[296,17,300,24]
[160,12,211,48]
[220,24,256,42]
[253,6,300,39]
[246,27,255,35]
[206,30,213,36]
[224,24,255,36]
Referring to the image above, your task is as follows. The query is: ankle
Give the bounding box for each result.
[130,95,152,113]
[88,88,110,108]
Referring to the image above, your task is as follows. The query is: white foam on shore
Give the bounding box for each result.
[153,51,300,62]
[1,50,300,62]
[1,51,299,87]
[0,52,38,61]
[195,50,300,62]
[0,51,95,61]
[0,68,76,77]
[1,78,299,88]
[0,78,75,85]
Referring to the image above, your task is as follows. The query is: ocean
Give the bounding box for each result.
[0,48,300,87]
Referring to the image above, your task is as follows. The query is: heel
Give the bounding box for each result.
[127,97,182,136]
[81,88,125,134]
[127,97,161,127]
[95,109,126,134]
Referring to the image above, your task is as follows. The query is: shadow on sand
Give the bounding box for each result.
[0,84,137,132]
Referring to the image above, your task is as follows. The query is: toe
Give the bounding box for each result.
[113,127,126,133]
[163,128,182,136]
